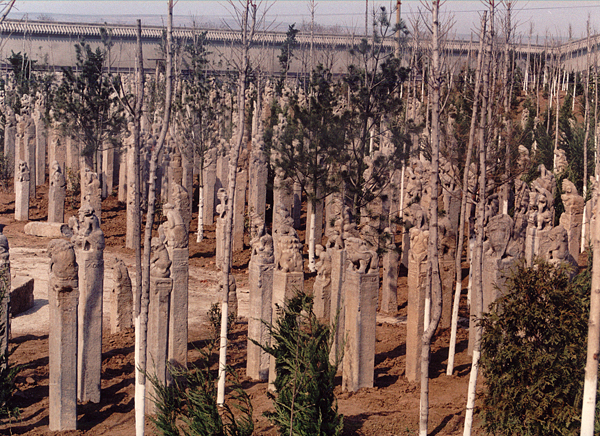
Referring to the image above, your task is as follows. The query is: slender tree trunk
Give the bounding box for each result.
[583,20,591,198]
[419,2,442,434]
[581,165,600,435]
[463,11,491,434]
[197,156,205,242]
[217,0,254,406]
[447,11,487,376]
[139,5,173,434]
[132,18,146,436]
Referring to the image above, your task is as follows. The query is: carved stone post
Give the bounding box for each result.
[160,193,189,371]
[15,160,30,222]
[48,161,66,223]
[246,214,274,381]
[70,205,105,404]
[560,179,585,264]
[269,217,304,389]
[313,244,331,320]
[406,228,429,382]
[110,258,132,334]
[342,269,379,392]
[48,239,78,431]
[146,237,172,414]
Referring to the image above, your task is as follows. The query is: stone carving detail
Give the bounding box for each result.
[48,239,78,281]
[151,237,171,278]
[160,202,188,249]
[17,160,30,182]
[343,222,378,274]
[70,204,105,252]
[274,205,303,272]
[250,213,274,264]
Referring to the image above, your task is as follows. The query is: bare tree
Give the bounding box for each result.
[447,11,487,376]
[419,1,442,434]
[217,0,258,406]
[464,4,492,434]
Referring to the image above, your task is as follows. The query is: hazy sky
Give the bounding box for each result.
[7,1,600,39]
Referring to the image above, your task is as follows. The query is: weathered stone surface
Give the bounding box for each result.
[269,270,304,389]
[110,258,132,334]
[560,179,585,264]
[24,222,73,238]
[70,205,105,404]
[406,228,428,382]
[48,161,66,223]
[342,270,379,392]
[247,261,273,381]
[313,244,331,320]
[81,168,102,224]
[10,277,34,316]
[380,245,399,315]
[146,236,172,414]
[48,239,78,431]
[329,248,346,368]
[15,160,30,222]
[0,229,9,359]
[233,169,247,252]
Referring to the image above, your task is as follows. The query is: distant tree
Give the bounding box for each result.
[277,23,299,93]
[341,6,409,219]
[272,64,345,271]
[51,40,126,171]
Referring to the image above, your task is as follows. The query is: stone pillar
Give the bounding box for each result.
[249,142,268,221]
[215,188,229,269]
[380,247,399,314]
[182,145,194,214]
[560,179,585,264]
[48,130,66,178]
[216,153,229,194]
[329,248,346,367]
[233,169,247,252]
[34,115,46,186]
[110,258,132,334]
[65,137,79,175]
[4,109,16,178]
[246,217,274,381]
[247,260,273,380]
[439,217,457,330]
[342,270,379,392]
[47,239,78,432]
[125,142,136,248]
[269,270,304,388]
[313,245,331,320]
[160,199,189,370]
[48,162,66,223]
[81,169,102,224]
[71,205,105,404]
[15,161,30,222]
[406,228,429,382]
[146,237,172,414]
[23,113,36,197]
[202,149,217,226]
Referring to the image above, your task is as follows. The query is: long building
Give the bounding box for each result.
[0,18,598,76]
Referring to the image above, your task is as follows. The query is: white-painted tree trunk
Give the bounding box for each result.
[580,173,600,435]
[197,185,204,242]
[308,207,317,272]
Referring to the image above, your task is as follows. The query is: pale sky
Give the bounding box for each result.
[6,1,600,40]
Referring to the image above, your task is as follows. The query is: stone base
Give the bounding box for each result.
[25,222,73,238]
[10,277,34,315]
[342,271,379,392]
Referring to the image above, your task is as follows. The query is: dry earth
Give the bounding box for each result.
[0,183,484,435]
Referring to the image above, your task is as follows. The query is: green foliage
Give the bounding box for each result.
[272,64,345,207]
[259,292,343,436]
[0,268,21,420]
[7,51,36,100]
[277,23,299,93]
[0,151,12,191]
[149,353,253,436]
[479,261,600,435]
[51,40,125,167]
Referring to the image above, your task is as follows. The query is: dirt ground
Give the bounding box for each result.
[0,183,484,436]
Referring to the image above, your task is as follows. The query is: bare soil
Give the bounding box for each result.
[0,184,484,435]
